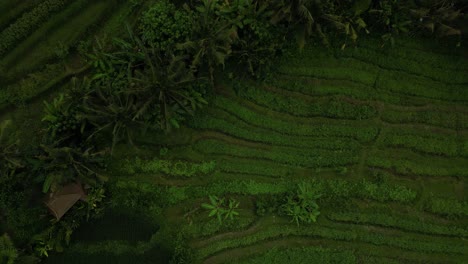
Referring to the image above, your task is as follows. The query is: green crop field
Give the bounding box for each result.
[0,1,467,263]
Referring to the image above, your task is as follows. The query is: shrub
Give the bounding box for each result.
[230,246,357,264]
[255,195,283,216]
[328,211,468,237]
[139,0,192,51]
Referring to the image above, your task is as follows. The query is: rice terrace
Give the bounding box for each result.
[0,0,467,263]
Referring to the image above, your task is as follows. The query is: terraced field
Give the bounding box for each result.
[41,37,468,263]
[1,1,467,262]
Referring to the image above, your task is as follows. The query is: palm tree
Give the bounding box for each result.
[269,0,316,49]
[82,85,140,154]
[177,0,238,86]
[131,45,207,131]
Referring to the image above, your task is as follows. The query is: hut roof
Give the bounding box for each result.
[45,183,87,220]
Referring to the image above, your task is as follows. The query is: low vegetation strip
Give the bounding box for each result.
[227,246,357,264]
[196,222,467,260]
[367,149,468,178]
[379,127,461,157]
[0,0,70,56]
[327,212,468,237]
[189,111,379,144]
[0,0,44,31]
[238,84,379,120]
[192,139,360,168]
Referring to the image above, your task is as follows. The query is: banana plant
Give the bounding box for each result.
[201,195,240,223]
[224,198,240,220]
[201,195,226,223]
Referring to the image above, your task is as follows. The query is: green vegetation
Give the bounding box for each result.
[0,0,467,263]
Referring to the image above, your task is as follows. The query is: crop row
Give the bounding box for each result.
[367,149,468,178]
[120,157,216,178]
[379,127,463,157]
[266,76,432,107]
[212,96,376,143]
[190,106,379,144]
[3,0,101,73]
[192,139,360,168]
[0,0,70,56]
[354,37,468,72]
[238,85,379,120]
[276,65,377,86]
[109,176,417,210]
[275,63,465,103]
[376,71,467,103]
[197,222,467,260]
[425,197,468,218]
[227,246,357,264]
[381,108,465,130]
[337,44,468,84]
[327,211,468,237]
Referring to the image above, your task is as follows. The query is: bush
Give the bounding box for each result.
[279,182,321,225]
[381,108,461,130]
[379,128,459,157]
[139,0,192,51]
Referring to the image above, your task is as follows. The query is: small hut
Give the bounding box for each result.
[45,183,87,220]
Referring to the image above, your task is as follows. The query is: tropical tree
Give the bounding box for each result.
[268,0,317,49]
[37,144,107,193]
[131,46,207,131]
[82,85,140,154]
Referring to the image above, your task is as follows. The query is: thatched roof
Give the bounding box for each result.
[45,183,87,220]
